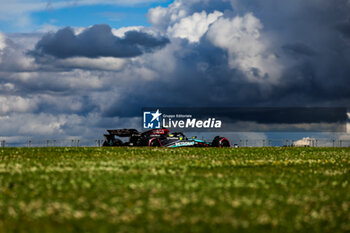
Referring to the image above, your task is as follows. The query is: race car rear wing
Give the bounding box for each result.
[106,129,140,137]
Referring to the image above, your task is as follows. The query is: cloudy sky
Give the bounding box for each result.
[0,0,350,142]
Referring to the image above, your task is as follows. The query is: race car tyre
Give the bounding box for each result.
[212,136,231,148]
[149,138,162,147]
[218,137,231,148]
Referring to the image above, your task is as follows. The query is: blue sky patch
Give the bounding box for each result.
[0,0,173,32]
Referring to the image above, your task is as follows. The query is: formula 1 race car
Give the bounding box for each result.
[103,128,231,148]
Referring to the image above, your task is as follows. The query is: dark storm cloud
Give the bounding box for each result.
[30,24,169,58]
[103,39,266,117]
[282,43,317,57]
[104,0,350,119]
[336,19,350,38]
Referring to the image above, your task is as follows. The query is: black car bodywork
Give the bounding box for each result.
[103,128,231,147]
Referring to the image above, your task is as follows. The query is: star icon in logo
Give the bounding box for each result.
[151,109,162,122]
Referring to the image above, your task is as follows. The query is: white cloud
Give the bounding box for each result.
[0,111,142,140]
[0,1,43,19]
[0,32,6,64]
[167,10,223,43]
[207,13,283,83]
[0,113,70,136]
[0,33,40,71]
[7,33,42,50]
[7,72,39,82]
[37,23,59,33]
[0,31,6,51]
[112,26,143,37]
[147,6,170,28]
[57,57,127,71]
[0,48,38,71]
[0,95,38,115]
[0,83,15,92]
[59,71,105,90]
[147,1,188,29]
[19,115,64,135]
[70,25,144,38]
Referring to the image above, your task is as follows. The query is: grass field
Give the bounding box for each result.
[0,147,349,233]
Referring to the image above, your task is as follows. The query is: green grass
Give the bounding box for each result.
[0,147,349,233]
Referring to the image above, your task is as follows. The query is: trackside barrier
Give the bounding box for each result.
[1,139,350,148]
[229,139,350,148]
[22,139,104,148]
